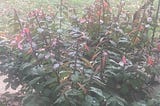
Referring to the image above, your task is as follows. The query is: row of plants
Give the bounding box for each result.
[0,0,160,106]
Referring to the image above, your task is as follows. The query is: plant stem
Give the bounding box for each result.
[59,0,63,39]
[35,14,49,47]
[100,50,103,80]
[151,0,160,43]
[97,0,102,36]
[14,9,23,31]
[102,0,105,21]
[74,42,79,73]
[35,15,41,28]
[56,0,63,61]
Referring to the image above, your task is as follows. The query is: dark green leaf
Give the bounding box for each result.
[89,87,105,98]
[29,77,41,85]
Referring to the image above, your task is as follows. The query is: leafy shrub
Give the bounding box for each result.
[0,0,160,106]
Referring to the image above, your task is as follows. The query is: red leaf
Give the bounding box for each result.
[27,48,33,54]
[152,48,159,52]
[18,42,23,50]
[84,43,90,51]
[101,52,108,69]
[109,8,112,13]
[77,82,87,94]
[22,28,32,44]
[122,56,127,64]
[147,55,154,66]
[95,65,101,73]
[12,34,23,50]
[139,25,144,31]
[92,52,101,60]
[103,1,108,8]
[15,34,22,43]
[97,10,101,16]
[23,28,30,35]
[79,18,86,24]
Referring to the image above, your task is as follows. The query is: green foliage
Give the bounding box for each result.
[22,94,50,106]
[0,0,160,106]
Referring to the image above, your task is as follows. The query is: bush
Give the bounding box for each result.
[0,0,160,106]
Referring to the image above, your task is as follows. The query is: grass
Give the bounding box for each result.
[0,0,159,36]
[0,0,93,32]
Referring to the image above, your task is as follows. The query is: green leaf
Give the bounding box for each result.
[82,95,100,106]
[59,71,70,79]
[71,71,80,82]
[89,87,105,98]
[29,77,41,85]
[118,37,129,44]
[120,84,129,94]
[37,28,44,33]
[132,101,147,106]
[108,59,121,66]
[44,77,57,86]
[108,51,120,57]
[5,83,10,90]
[31,67,45,75]
[43,89,52,97]
[65,89,81,96]
[107,96,127,106]
[92,76,106,87]
[21,63,32,70]
[11,80,19,90]
[54,95,65,104]
[104,69,117,76]
[3,78,10,82]
[109,40,117,47]
[34,84,44,92]
[22,94,50,106]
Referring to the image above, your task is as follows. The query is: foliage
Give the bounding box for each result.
[0,0,160,106]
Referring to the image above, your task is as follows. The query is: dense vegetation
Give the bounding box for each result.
[0,0,160,106]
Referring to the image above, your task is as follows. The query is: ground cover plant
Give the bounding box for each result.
[0,0,160,106]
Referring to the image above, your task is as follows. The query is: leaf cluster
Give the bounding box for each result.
[0,0,160,106]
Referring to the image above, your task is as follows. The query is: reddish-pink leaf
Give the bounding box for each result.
[15,34,22,43]
[152,48,159,52]
[18,42,23,50]
[10,40,16,46]
[23,28,30,35]
[122,55,127,64]
[103,1,108,8]
[84,43,90,52]
[97,10,101,16]
[95,65,101,73]
[101,51,108,69]
[92,52,101,60]
[22,28,32,44]
[147,55,154,66]
[109,8,112,12]
[77,82,87,94]
[27,48,33,54]
[12,34,24,50]
[139,25,144,31]
[79,18,86,24]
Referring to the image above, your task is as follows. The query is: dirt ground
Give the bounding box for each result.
[0,75,22,106]
[0,76,21,94]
